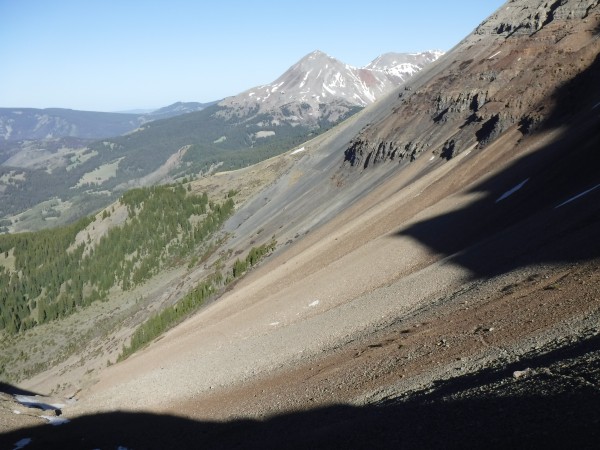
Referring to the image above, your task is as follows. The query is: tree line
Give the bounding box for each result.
[0,184,235,334]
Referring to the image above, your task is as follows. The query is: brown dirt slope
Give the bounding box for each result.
[2,1,600,448]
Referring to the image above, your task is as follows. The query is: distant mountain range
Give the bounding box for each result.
[0,102,216,142]
[0,50,441,231]
[145,101,218,120]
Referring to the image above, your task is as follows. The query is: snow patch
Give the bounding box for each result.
[555,183,600,209]
[495,179,529,203]
[254,131,275,139]
[270,82,284,93]
[291,147,306,155]
[308,300,320,307]
[269,321,280,326]
[41,415,70,426]
[384,63,420,78]
[488,51,502,59]
[13,438,32,450]
[14,395,65,411]
[299,70,312,88]
[323,84,336,95]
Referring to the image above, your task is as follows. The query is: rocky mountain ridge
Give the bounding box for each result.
[217,50,442,125]
[342,0,600,170]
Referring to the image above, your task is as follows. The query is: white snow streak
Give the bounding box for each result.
[13,438,32,450]
[495,178,529,203]
[299,70,312,88]
[323,84,336,95]
[14,395,65,411]
[291,147,306,155]
[40,415,70,426]
[488,51,502,59]
[270,82,284,93]
[308,300,320,307]
[555,184,600,209]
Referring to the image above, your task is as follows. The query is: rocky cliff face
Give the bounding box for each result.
[343,0,600,170]
[475,0,599,35]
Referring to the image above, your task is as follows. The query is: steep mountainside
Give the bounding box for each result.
[343,0,600,169]
[1,1,599,448]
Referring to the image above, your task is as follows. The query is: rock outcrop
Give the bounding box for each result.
[344,0,600,170]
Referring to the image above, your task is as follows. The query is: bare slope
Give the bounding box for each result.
[71,0,599,420]
[2,1,600,448]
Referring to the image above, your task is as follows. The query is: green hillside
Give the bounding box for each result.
[0,184,235,335]
[0,104,362,230]
[88,104,362,178]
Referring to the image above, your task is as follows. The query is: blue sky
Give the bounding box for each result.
[0,1,506,112]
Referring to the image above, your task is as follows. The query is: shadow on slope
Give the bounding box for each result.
[1,335,599,449]
[0,383,40,397]
[397,54,600,278]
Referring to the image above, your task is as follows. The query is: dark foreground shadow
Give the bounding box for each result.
[397,54,600,278]
[2,335,599,450]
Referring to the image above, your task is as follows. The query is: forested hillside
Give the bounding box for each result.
[1,104,360,232]
[0,184,235,334]
[92,104,362,179]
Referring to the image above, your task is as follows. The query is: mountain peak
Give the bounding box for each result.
[292,50,342,70]
[217,49,441,124]
[365,50,444,76]
[308,49,330,58]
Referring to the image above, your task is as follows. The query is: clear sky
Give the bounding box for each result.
[0,0,506,112]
